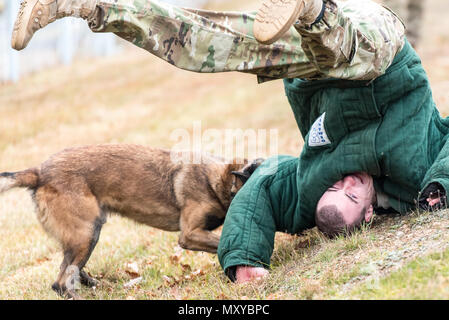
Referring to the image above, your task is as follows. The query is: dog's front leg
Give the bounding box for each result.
[179,228,221,253]
[179,202,223,253]
[80,270,99,288]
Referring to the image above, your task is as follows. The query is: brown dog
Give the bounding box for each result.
[0,144,263,298]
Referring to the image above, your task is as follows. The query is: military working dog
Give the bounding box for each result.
[0,144,263,298]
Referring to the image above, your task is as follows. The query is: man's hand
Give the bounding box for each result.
[235,266,269,283]
[427,195,441,207]
[419,182,446,211]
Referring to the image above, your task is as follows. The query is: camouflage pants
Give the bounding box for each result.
[383,0,424,47]
[90,0,405,82]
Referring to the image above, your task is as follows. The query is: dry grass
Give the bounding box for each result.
[0,0,449,300]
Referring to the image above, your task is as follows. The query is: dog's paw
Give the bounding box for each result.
[80,270,99,288]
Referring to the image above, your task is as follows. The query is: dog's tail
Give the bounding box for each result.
[0,168,40,193]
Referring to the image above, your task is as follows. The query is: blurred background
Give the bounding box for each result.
[0,0,210,82]
[0,0,448,299]
[0,0,447,165]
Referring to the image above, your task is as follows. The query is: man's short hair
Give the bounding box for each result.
[315,205,366,238]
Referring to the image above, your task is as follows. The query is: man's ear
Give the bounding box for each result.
[365,205,374,223]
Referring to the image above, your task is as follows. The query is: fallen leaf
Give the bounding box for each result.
[124,262,140,278]
[124,277,142,289]
[191,269,205,277]
[170,246,184,264]
[126,262,139,273]
[36,257,50,264]
[181,263,192,272]
[162,275,172,286]
[144,291,157,298]
[163,275,182,287]
[170,253,181,263]
[216,293,229,299]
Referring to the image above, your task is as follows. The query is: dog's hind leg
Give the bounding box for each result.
[52,212,105,299]
[35,187,105,299]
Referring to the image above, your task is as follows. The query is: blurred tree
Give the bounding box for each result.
[383,0,424,48]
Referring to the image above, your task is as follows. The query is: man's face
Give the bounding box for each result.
[317,172,376,225]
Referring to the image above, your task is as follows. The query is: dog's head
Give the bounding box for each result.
[229,158,265,198]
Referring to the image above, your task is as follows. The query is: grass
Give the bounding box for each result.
[350,249,449,299]
[1,0,449,300]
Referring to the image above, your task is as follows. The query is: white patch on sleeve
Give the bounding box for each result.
[308,113,331,147]
[152,34,159,52]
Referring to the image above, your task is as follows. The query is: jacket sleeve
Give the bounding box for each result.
[217,167,277,278]
[217,156,299,279]
[420,136,449,209]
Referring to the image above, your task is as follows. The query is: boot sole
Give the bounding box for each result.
[11,0,40,51]
[253,0,304,45]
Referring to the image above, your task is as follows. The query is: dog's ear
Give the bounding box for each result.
[231,170,250,184]
[231,158,265,184]
[243,158,265,176]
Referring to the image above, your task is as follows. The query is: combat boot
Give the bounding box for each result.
[253,0,323,45]
[11,0,98,51]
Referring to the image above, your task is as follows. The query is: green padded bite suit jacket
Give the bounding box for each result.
[217,40,449,278]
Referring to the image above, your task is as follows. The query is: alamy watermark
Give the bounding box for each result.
[65,265,81,292]
[169,121,280,175]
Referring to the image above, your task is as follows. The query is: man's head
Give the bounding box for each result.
[315,172,376,237]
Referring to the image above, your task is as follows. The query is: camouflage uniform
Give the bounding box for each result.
[89,0,405,82]
[383,0,424,47]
